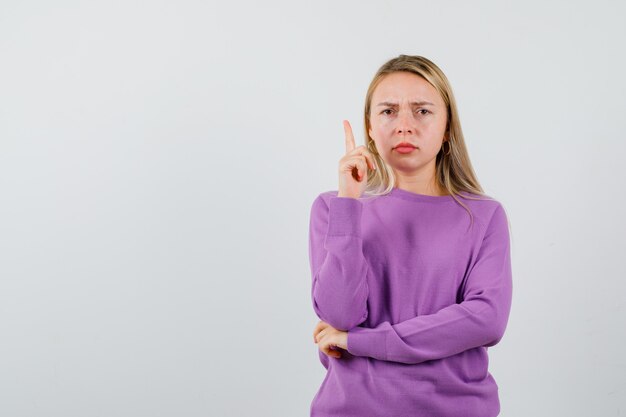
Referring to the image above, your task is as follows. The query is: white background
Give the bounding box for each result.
[1,1,625,416]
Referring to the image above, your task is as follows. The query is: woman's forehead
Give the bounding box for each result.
[373,72,442,104]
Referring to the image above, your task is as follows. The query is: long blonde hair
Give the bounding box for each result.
[361,54,494,226]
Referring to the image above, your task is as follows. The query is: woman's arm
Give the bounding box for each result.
[346,204,513,364]
[308,193,370,331]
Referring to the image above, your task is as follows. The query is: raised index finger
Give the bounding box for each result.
[343,120,356,153]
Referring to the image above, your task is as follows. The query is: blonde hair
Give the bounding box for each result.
[361,54,494,227]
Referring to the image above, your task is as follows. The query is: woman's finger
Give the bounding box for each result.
[320,339,342,359]
[315,328,328,344]
[345,155,368,181]
[343,120,356,154]
[313,321,327,342]
[345,145,377,171]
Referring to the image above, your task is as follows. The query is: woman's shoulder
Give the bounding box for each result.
[309,190,345,214]
[309,189,378,215]
[457,190,499,204]
[312,189,383,206]
[310,190,339,206]
[456,191,510,230]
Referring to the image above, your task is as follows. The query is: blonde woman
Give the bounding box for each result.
[309,55,513,416]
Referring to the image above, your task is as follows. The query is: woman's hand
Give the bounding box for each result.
[313,320,348,359]
[338,120,377,199]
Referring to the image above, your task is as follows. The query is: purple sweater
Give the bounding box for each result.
[308,187,513,417]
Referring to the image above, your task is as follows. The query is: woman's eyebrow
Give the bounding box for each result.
[376,101,435,107]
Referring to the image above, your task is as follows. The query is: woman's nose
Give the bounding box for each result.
[395,109,414,134]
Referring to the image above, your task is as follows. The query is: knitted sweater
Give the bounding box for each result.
[308,187,513,417]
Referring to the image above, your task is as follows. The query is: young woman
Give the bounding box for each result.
[308,55,513,417]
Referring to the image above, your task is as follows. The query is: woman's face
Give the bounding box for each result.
[368,71,448,177]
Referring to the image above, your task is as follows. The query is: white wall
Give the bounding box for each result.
[1,0,624,415]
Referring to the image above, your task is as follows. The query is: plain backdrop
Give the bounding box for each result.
[1,1,625,416]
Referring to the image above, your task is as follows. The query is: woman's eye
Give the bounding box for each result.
[381,109,430,115]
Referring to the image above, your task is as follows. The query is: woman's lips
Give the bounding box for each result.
[395,146,416,154]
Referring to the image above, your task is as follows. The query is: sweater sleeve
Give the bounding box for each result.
[308,193,370,331]
[346,204,512,364]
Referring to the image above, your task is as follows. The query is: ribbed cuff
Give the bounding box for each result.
[326,196,363,237]
[347,323,390,361]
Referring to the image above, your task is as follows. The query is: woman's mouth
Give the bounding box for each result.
[395,146,416,154]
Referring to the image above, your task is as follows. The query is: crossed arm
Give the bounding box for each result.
[308,193,513,364]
